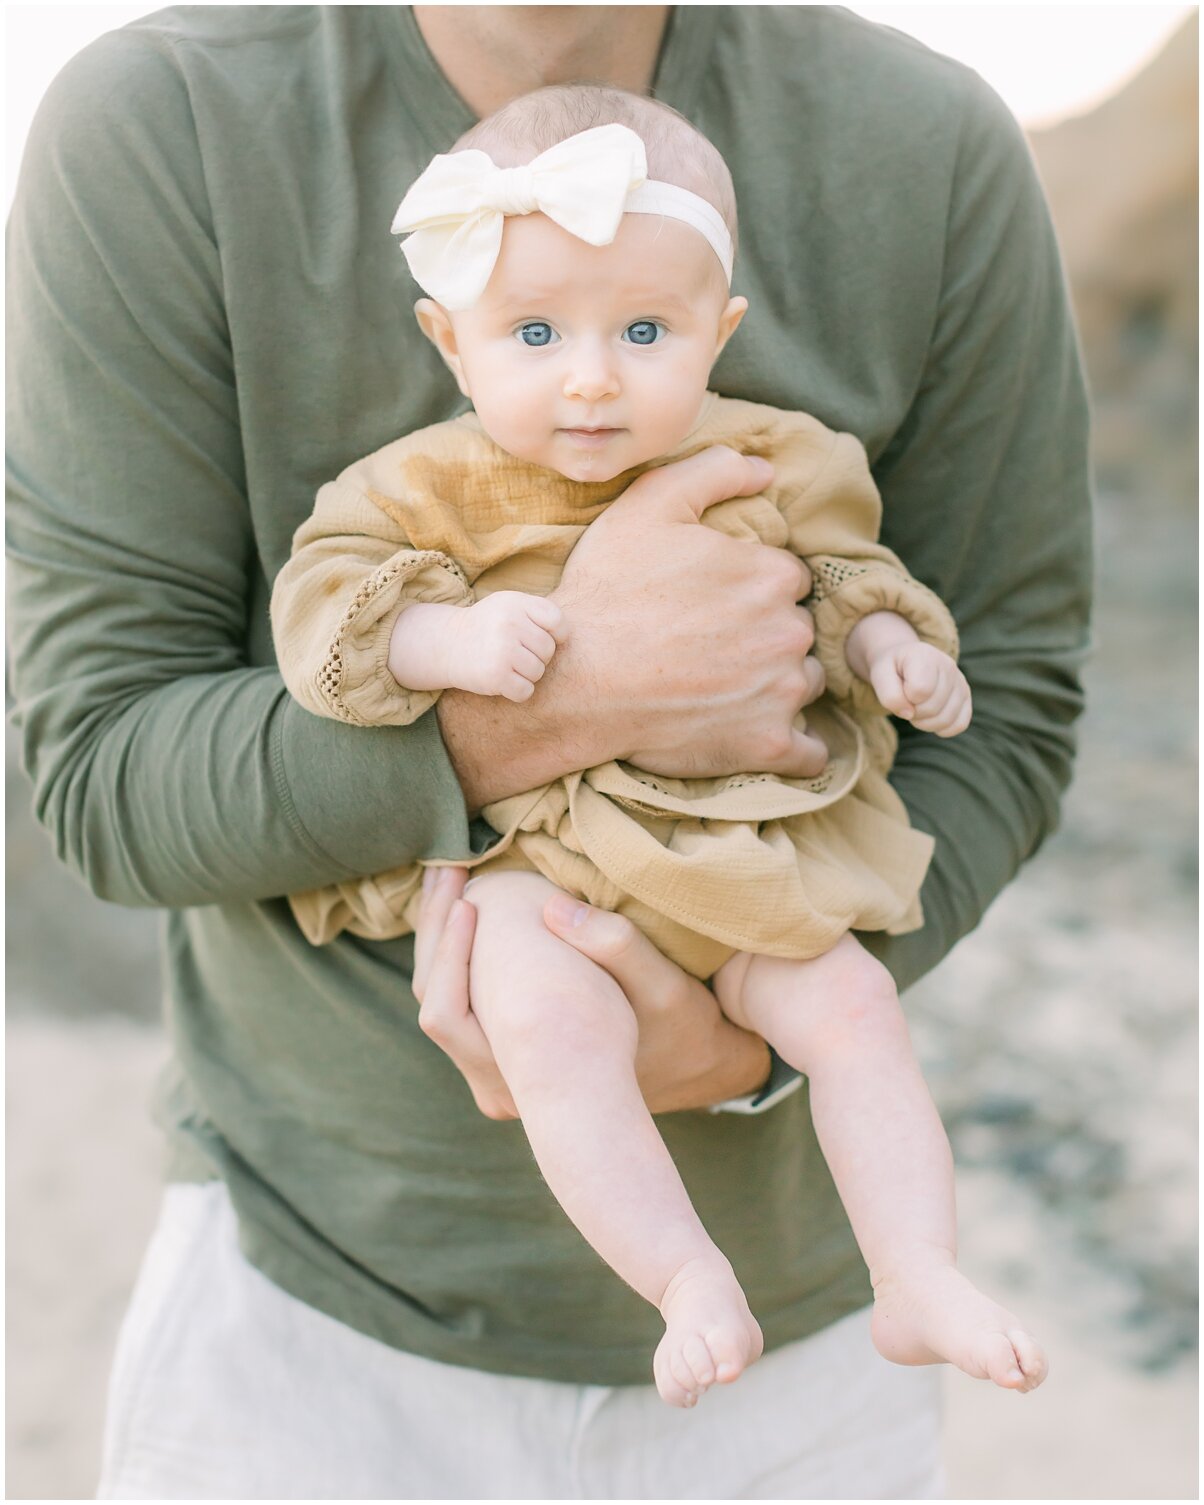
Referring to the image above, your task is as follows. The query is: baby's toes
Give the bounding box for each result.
[681,1334,717,1391]
[708,1320,762,1385]
[668,1345,706,1405]
[1008,1328,1048,1392]
[653,1335,697,1409]
[975,1329,1029,1390]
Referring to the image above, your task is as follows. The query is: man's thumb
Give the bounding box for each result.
[623,446,774,523]
[543,892,639,969]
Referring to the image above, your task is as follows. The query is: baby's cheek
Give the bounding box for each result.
[653,390,712,453]
[477,395,542,462]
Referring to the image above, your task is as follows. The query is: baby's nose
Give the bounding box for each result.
[563,344,620,401]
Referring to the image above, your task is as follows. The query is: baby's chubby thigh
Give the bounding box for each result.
[464,872,638,1099]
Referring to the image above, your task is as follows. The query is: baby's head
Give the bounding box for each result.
[393,85,746,482]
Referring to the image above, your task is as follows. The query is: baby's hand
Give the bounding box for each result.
[448,591,566,702]
[868,641,972,737]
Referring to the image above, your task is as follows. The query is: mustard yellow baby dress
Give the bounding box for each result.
[271,395,957,979]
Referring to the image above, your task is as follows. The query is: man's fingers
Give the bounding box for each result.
[797,649,826,709]
[761,547,810,606]
[543,893,687,1012]
[418,903,515,1121]
[412,886,517,1121]
[413,866,469,1001]
[619,446,774,523]
[415,896,477,1043]
[781,727,829,779]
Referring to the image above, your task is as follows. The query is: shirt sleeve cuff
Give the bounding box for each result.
[809,561,960,715]
[326,554,473,727]
[271,693,475,880]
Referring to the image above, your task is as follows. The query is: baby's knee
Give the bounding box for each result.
[465,874,639,1071]
[476,932,638,1081]
[508,978,637,1057]
[814,948,903,1040]
[494,987,638,1103]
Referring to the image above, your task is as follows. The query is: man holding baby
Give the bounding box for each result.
[7,5,1090,1498]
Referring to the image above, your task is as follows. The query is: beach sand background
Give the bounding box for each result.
[6,15,1198,1502]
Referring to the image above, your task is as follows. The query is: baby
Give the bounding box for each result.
[271,85,1047,1408]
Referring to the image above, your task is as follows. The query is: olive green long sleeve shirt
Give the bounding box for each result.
[6,6,1091,1382]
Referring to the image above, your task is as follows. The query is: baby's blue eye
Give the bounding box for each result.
[622,320,665,346]
[516,322,557,347]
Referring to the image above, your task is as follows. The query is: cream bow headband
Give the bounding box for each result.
[391,122,734,311]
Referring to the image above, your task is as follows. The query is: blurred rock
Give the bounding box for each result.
[1029,15,1199,506]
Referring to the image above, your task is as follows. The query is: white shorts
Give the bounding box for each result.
[97,1182,944,1500]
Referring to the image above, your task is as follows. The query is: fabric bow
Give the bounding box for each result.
[391,123,648,310]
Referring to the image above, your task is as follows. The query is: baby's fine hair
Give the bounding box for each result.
[453,85,739,256]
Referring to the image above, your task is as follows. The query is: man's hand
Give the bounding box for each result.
[437,446,828,810]
[411,867,513,1119]
[551,447,827,778]
[412,867,771,1119]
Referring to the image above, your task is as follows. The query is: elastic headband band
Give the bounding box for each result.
[623,180,734,283]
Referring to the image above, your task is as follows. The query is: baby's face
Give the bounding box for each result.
[420,212,745,483]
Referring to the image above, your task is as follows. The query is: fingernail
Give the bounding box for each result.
[545,892,589,928]
[422,868,436,894]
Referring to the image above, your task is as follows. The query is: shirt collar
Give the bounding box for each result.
[378,6,720,157]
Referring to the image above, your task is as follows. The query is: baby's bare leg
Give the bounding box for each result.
[466,872,762,1406]
[714,938,1046,1393]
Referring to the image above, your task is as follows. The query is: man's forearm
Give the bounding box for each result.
[7,661,474,910]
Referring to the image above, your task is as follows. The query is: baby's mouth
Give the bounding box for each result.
[561,426,623,448]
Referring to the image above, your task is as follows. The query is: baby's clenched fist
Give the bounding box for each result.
[867,641,972,737]
[447,591,566,702]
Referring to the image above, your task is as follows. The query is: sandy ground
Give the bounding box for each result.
[4,1015,1196,1502]
[5,481,1198,1500]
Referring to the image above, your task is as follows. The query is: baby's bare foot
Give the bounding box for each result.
[871,1258,1048,1393]
[654,1256,764,1408]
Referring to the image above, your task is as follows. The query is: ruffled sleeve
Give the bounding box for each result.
[775,427,960,716]
[271,472,473,727]
[807,556,959,715]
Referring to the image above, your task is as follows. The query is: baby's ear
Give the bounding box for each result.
[414,299,471,397]
[714,295,748,359]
